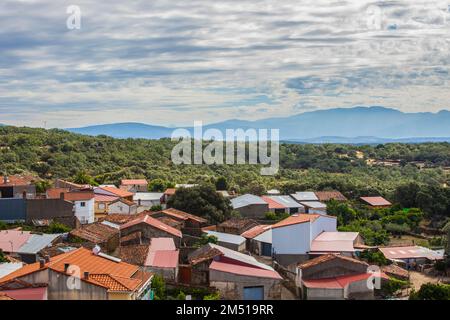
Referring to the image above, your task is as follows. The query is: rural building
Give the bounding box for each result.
[0,247,153,300]
[315,191,347,202]
[47,190,95,224]
[108,198,137,215]
[69,221,120,253]
[120,179,148,193]
[151,208,208,236]
[94,186,134,202]
[262,195,304,214]
[378,245,444,269]
[241,225,272,257]
[161,188,176,204]
[188,243,282,300]
[0,279,48,300]
[360,196,392,208]
[119,214,182,247]
[310,232,365,256]
[0,175,36,199]
[204,230,246,252]
[133,192,164,208]
[299,201,327,214]
[0,230,61,263]
[296,254,387,300]
[94,194,119,219]
[290,192,318,202]
[271,214,337,266]
[217,218,259,235]
[231,194,269,218]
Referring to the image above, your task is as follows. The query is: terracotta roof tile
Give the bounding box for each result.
[298,254,368,269]
[119,244,150,265]
[241,225,272,239]
[100,187,134,198]
[271,214,321,229]
[121,179,148,186]
[261,196,286,209]
[360,196,392,207]
[159,208,207,223]
[120,215,182,238]
[69,223,119,243]
[0,175,36,187]
[315,191,347,202]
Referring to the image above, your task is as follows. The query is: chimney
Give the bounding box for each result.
[3,175,8,184]
[22,191,27,199]
[138,199,141,206]
[39,258,45,268]
[84,271,89,279]
[44,255,50,263]
[64,263,70,272]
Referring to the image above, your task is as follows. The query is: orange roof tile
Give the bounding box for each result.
[315,191,347,202]
[271,214,320,229]
[261,196,286,209]
[164,188,176,195]
[121,179,148,186]
[241,225,272,239]
[120,215,182,238]
[360,196,392,207]
[298,254,368,269]
[100,186,134,198]
[160,208,207,223]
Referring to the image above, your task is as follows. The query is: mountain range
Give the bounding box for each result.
[62,106,450,143]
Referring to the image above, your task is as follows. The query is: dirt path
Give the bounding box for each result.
[409,271,440,291]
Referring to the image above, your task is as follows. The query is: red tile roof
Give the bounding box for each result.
[210,261,282,280]
[46,188,69,198]
[121,179,148,186]
[0,175,35,187]
[164,188,176,195]
[261,196,286,209]
[47,189,94,201]
[241,225,272,239]
[120,215,182,238]
[298,254,368,269]
[100,187,134,198]
[69,223,119,243]
[94,194,119,202]
[0,248,151,293]
[315,191,347,202]
[360,196,392,207]
[159,208,207,223]
[110,198,136,207]
[271,214,321,229]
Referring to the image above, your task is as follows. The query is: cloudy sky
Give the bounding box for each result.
[1,0,450,128]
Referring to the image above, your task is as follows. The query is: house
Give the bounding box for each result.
[94,186,134,202]
[0,230,61,263]
[290,192,318,203]
[315,191,347,202]
[271,214,337,266]
[360,196,392,208]
[120,214,182,247]
[69,221,120,253]
[262,195,304,214]
[296,254,387,300]
[299,201,327,214]
[120,179,148,193]
[47,189,95,224]
[0,247,153,300]
[151,208,209,236]
[94,193,119,219]
[217,218,259,235]
[204,230,246,252]
[266,189,280,195]
[187,243,282,300]
[241,225,272,257]
[378,245,444,269]
[231,194,269,218]
[108,198,138,215]
[133,192,164,208]
[0,279,48,300]
[54,179,90,190]
[161,188,176,204]
[0,197,76,227]
[0,175,36,199]
[119,237,179,282]
[310,232,365,256]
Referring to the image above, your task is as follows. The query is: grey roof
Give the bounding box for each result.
[209,243,274,271]
[0,198,26,221]
[266,195,304,208]
[133,192,164,201]
[231,194,267,209]
[290,192,318,202]
[205,231,246,245]
[17,233,61,255]
[254,229,272,244]
[101,220,120,230]
[0,262,23,278]
[299,201,327,209]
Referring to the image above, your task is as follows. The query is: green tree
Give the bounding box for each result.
[215,176,228,190]
[148,179,167,192]
[151,275,166,300]
[409,283,450,300]
[0,250,8,263]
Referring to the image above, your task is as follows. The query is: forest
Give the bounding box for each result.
[0,125,449,237]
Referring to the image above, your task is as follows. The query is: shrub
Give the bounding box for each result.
[150,204,163,211]
[409,283,450,300]
[151,275,166,300]
[47,221,71,233]
[203,292,220,300]
[381,278,409,296]
[264,212,278,220]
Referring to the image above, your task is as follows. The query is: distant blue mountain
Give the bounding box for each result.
[66,107,450,142]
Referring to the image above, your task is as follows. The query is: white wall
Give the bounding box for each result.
[310,215,337,243]
[272,222,311,255]
[74,199,95,224]
[108,202,137,215]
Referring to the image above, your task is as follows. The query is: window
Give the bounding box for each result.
[98,203,105,210]
[80,202,86,207]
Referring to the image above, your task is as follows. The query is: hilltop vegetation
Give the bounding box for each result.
[0,125,449,224]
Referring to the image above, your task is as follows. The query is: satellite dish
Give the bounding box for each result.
[92,245,101,255]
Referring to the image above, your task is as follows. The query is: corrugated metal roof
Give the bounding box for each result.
[0,263,23,278]
[209,243,274,271]
[133,193,163,201]
[379,246,444,260]
[266,195,304,208]
[17,233,61,255]
[253,229,272,244]
[290,192,318,202]
[231,194,267,209]
[145,250,179,268]
[299,201,327,209]
[205,231,246,245]
[210,261,282,280]
[0,230,31,252]
[149,237,176,251]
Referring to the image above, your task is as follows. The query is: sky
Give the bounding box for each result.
[1,0,450,128]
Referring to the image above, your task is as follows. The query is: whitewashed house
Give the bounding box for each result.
[108,198,138,215]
